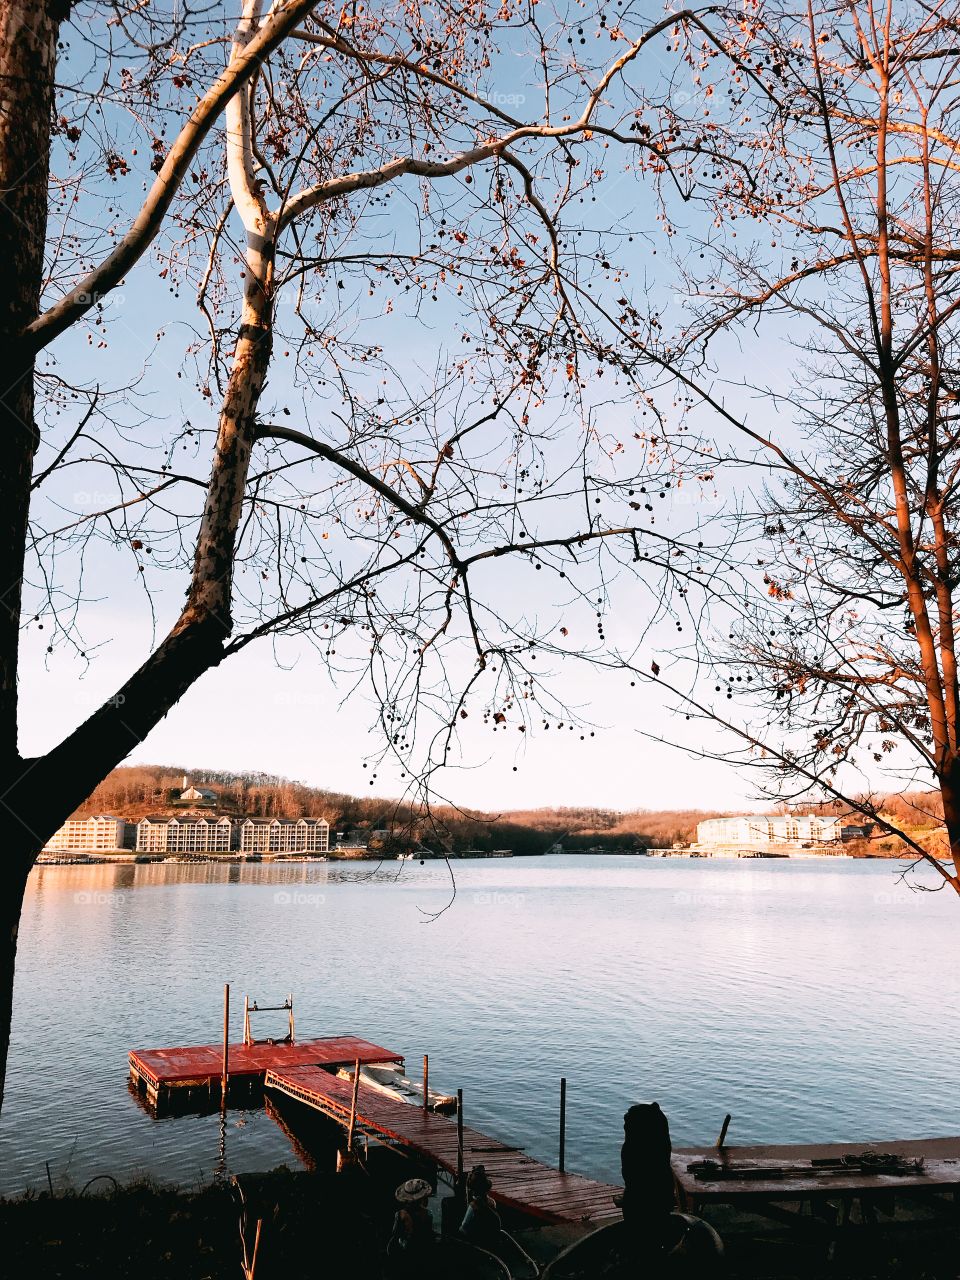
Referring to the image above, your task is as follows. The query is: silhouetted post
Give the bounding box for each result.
[423,1054,429,1117]
[347,1058,361,1152]
[716,1114,731,1151]
[559,1077,567,1173]
[221,984,230,1107]
[457,1088,464,1180]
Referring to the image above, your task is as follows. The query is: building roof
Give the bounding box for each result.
[138,812,327,826]
[139,814,231,824]
[242,816,328,825]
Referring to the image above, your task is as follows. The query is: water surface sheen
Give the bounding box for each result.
[1,855,956,1194]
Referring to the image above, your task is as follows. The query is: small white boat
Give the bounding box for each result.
[337,1061,457,1113]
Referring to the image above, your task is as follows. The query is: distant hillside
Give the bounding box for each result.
[74,765,945,856]
[74,764,727,851]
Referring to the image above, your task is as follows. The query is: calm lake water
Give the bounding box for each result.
[1,854,957,1195]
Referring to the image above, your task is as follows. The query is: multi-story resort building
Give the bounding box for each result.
[239,818,329,854]
[136,815,234,854]
[45,784,332,858]
[43,814,132,853]
[695,813,843,850]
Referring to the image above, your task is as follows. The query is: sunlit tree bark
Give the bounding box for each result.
[655,0,960,891]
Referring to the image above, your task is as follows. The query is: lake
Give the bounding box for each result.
[1,854,957,1196]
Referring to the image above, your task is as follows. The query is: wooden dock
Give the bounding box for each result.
[129,1036,402,1109]
[672,1135,960,1215]
[265,1065,621,1226]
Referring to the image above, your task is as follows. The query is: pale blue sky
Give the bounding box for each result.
[21,2,826,815]
[19,600,757,810]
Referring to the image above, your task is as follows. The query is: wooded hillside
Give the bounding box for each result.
[74,765,944,855]
[74,764,724,852]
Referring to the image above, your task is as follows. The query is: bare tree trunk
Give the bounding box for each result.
[0,856,34,1116]
[0,0,65,760]
[0,156,275,1121]
[0,319,273,1102]
[0,0,68,1112]
[938,757,960,888]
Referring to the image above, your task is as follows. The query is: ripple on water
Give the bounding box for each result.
[0,855,956,1193]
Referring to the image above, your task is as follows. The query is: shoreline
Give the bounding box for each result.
[4,1159,957,1279]
[34,848,927,866]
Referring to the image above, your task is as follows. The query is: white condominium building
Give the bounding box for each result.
[48,812,331,855]
[136,815,234,853]
[696,813,842,847]
[44,815,130,852]
[239,818,329,854]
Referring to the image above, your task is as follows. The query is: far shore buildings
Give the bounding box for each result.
[43,814,134,853]
[239,818,329,854]
[135,814,329,854]
[175,777,219,807]
[136,815,234,854]
[43,781,331,856]
[695,813,844,850]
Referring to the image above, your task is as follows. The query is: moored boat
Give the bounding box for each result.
[337,1060,458,1113]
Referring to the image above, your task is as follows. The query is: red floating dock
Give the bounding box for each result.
[129,1036,402,1108]
[266,1065,621,1226]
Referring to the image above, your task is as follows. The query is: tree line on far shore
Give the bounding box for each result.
[72,764,944,857]
[74,762,718,850]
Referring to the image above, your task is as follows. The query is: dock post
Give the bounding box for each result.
[716,1114,731,1150]
[243,995,250,1045]
[347,1058,361,1153]
[559,1076,567,1173]
[457,1088,464,1181]
[221,984,230,1107]
[423,1055,429,1117]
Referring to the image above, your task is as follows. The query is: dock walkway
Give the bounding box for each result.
[266,1064,621,1226]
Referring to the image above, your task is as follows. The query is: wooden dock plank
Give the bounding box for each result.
[265,1065,621,1225]
[130,1036,403,1088]
[672,1137,960,1208]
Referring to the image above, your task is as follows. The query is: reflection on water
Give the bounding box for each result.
[0,855,957,1194]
